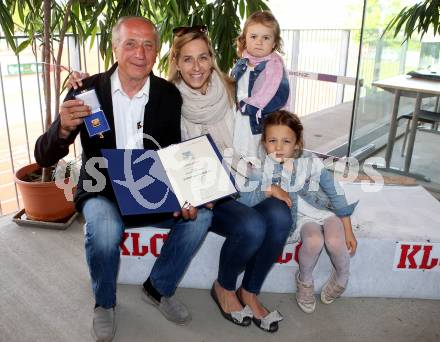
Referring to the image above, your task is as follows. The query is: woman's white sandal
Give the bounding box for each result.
[252,310,283,333]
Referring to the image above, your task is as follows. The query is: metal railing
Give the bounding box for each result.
[281,29,357,116]
[0,34,98,215]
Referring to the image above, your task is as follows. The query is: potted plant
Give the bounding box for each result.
[13,159,79,222]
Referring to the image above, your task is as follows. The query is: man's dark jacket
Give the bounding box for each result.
[34,63,183,223]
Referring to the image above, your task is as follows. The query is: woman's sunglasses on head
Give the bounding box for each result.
[172,25,208,37]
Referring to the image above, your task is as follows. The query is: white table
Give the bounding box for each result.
[372,75,440,179]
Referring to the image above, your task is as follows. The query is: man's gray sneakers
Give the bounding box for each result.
[142,287,192,325]
[91,306,116,342]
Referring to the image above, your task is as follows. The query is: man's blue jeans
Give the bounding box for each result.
[82,195,212,309]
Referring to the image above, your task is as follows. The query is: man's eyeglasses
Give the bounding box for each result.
[172,25,208,37]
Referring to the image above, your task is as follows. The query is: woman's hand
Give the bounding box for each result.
[266,185,292,208]
[67,70,90,90]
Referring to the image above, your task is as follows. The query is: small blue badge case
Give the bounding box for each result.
[75,89,110,138]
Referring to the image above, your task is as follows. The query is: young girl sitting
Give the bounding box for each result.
[232,10,290,162]
[238,110,358,314]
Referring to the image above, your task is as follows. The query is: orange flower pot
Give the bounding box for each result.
[14,163,76,222]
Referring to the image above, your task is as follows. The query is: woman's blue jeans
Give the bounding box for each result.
[82,195,212,309]
[211,197,292,294]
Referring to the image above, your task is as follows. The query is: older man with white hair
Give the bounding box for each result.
[35,16,212,341]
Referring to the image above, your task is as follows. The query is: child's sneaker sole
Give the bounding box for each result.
[320,271,345,305]
[320,290,334,304]
[295,271,316,314]
[296,297,316,314]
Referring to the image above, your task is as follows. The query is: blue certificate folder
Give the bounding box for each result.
[102,135,237,216]
[102,148,180,215]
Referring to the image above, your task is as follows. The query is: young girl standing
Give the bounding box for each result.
[232,10,290,164]
[239,110,358,314]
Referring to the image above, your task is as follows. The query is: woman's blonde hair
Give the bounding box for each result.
[236,10,283,57]
[168,31,235,105]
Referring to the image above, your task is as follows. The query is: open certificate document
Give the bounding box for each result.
[102,135,237,215]
[158,135,237,208]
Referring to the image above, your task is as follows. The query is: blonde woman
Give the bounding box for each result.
[168,26,291,333]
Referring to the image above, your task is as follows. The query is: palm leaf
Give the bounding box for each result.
[383,0,440,41]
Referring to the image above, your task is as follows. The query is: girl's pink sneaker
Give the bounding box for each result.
[295,271,316,314]
[320,271,346,304]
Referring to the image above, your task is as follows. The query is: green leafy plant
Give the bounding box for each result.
[93,0,269,72]
[382,0,440,41]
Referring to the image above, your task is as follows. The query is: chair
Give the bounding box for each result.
[398,109,440,156]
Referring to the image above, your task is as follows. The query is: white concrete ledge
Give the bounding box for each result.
[118,184,440,299]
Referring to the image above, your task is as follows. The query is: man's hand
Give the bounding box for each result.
[204,202,214,210]
[173,203,198,220]
[59,100,91,138]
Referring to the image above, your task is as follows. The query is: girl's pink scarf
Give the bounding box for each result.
[241,50,286,123]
